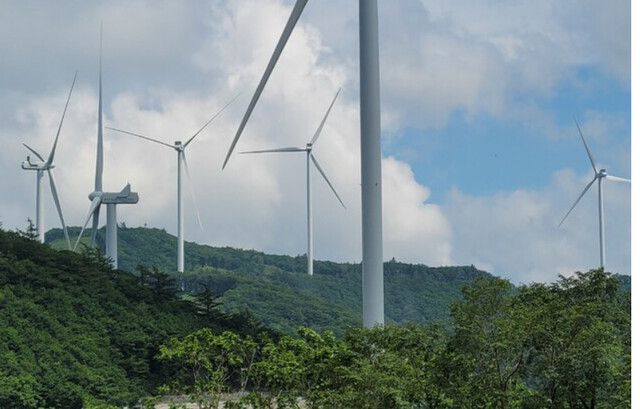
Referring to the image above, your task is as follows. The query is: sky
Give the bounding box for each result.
[0,0,632,285]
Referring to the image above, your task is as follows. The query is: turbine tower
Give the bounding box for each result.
[558,120,631,269]
[21,72,77,249]
[241,88,345,276]
[221,0,384,327]
[105,94,239,273]
[73,26,139,269]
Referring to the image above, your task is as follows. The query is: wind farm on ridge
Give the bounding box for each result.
[0,3,632,407]
[7,1,632,324]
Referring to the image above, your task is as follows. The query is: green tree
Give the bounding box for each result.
[158,328,258,409]
[445,277,536,409]
[250,333,308,408]
[136,265,176,299]
[16,218,38,240]
[194,283,224,320]
[518,269,629,409]
[335,325,449,409]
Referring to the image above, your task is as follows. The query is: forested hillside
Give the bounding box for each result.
[0,228,270,408]
[5,226,631,408]
[48,226,490,334]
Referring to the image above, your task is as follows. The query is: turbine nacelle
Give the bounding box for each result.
[101,184,139,204]
[599,169,607,178]
[21,158,53,171]
[174,141,184,151]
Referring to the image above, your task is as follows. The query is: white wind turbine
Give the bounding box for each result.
[241,89,345,276]
[73,27,139,269]
[222,0,384,327]
[105,94,239,273]
[558,120,631,270]
[21,72,77,249]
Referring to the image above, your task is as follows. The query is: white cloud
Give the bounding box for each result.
[375,0,630,132]
[421,0,630,84]
[382,157,452,265]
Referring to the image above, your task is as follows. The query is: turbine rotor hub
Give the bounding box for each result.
[88,191,103,200]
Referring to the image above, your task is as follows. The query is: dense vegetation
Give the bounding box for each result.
[48,226,490,334]
[0,227,272,408]
[3,225,626,408]
[159,269,631,409]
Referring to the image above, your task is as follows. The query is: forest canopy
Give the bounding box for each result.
[1,226,631,408]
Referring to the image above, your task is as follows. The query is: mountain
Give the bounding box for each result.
[47,226,491,335]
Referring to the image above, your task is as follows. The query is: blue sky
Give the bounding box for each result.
[387,68,631,202]
[0,0,631,284]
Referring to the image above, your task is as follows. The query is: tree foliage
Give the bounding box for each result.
[158,269,629,409]
[0,228,271,408]
[6,226,630,408]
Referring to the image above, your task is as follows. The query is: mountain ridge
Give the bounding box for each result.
[46,225,629,335]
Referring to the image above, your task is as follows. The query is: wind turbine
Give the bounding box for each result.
[73,26,139,269]
[558,120,631,269]
[241,88,345,276]
[105,94,239,273]
[21,72,77,249]
[221,0,384,327]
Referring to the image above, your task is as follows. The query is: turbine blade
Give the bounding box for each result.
[182,153,203,230]
[309,88,341,146]
[222,0,310,169]
[23,144,45,162]
[73,196,102,251]
[311,153,346,209]
[606,174,631,183]
[574,119,597,174]
[105,127,174,149]
[46,71,78,167]
[558,176,597,227]
[95,24,104,192]
[184,93,242,148]
[89,206,101,248]
[47,169,71,250]
[240,147,306,154]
